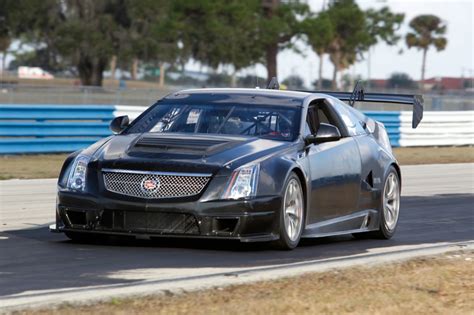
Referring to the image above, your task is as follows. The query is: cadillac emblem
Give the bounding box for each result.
[141,177,160,193]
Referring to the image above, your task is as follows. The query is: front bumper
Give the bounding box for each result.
[52,190,282,242]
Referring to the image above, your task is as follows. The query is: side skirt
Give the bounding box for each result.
[302,209,379,238]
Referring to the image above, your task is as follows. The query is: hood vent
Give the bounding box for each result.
[133,136,231,154]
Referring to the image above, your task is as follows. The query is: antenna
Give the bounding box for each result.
[266,77,280,90]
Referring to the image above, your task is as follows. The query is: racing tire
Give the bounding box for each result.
[353,166,400,240]
[273,172,305,250]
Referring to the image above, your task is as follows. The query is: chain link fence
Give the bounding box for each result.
[0,84,175,106]
[0,84,473,110]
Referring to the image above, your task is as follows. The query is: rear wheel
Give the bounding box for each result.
[274,173,305,250]
[353,166,400,240]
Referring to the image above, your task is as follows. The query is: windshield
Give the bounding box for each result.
[126,103,300,141]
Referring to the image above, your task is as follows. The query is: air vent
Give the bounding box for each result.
[134,137,229,152]
[365,171,374,188]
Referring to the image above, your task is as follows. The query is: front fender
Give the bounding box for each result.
[258,148,309,197]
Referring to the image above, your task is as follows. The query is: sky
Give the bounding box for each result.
[247,0,474,87]
[5,0,473,87]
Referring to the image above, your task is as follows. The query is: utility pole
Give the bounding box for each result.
[367,48,371,89]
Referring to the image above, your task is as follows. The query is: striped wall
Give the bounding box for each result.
[398,111,474,147]
[0,104,472,154]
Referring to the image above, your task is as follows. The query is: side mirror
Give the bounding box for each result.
[305,123,341,145]
[110,115,130,134]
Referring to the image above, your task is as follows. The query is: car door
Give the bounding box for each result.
[305,100,362,225]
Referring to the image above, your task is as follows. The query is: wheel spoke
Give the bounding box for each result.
[283,178,304,242]
[383,172,400,232]
[389,177,397,198]
[386,176,393,198]
[386,203,394,218]
[286,204,295,216]
[385,208,392,222]
[286,218,292,237]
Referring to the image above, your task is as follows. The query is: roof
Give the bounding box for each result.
[178,88,311,99]
[161,88,317,106]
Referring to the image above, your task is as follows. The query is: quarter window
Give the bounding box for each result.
[330,99,367,136]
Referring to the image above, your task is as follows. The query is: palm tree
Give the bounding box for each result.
[405,15,447,88]
[324,0,370,90]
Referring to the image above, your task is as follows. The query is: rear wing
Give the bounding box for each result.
[274,79,423,128]
[307,90,424,128]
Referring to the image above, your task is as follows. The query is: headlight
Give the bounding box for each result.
[222,164,259,200]
[67,155,90,191]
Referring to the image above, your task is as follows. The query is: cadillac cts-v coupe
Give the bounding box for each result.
[50,84,423,249]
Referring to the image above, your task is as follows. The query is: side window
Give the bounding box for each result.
[304,122,312,137]
[330,99,367,136]
[305,101,342,135]
[318,108,330,124]
[305,106,318,135]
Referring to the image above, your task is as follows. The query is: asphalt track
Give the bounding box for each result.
[0,163,473,312]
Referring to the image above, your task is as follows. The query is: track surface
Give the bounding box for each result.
[0,163,473,310]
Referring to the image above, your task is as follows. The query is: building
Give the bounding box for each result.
[420,77,474,91]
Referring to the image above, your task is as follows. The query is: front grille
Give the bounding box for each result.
[103,169,211,199]
[100,210,200,234]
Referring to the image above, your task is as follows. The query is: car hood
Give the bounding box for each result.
[93,133,293,174]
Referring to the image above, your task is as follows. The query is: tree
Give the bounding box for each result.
[282,74,305,89]
[0,33,10,72]
[238,74,266,88]
[387,72,417,89]
[365,7,404,85]
[405,15,447,87]
[325,0,371,90]
[176,0,262,87]
[57,0,129,86]
[0,0,23,72]
[5,0,72,74]
[313,1,403,90]
[178,0,308,84]
[259,0,309,81]
[304,11,334,89]
[5,0,126,86]
[123,0,184,87]
[311,78,332,89]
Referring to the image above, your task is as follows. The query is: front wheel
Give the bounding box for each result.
[274,173,305,250]
[353,166,400,240]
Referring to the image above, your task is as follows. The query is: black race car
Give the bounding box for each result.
[50,81,423,249]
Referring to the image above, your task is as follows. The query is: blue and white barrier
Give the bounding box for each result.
[364,110,474,147]
[0,104,472,154]
[363,111,401,147]
[0,105,148,154]
[399,111,474,147]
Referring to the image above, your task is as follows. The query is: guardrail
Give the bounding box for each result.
[0,104,472,154]
[399,111,474,147]
[363,111,401,146]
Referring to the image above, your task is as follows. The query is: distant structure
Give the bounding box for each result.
[369,76,473,92]
[368,79,388,89]
[420,77,473,91]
